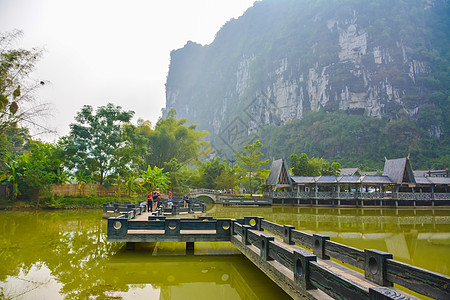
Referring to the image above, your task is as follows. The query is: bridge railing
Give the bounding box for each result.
[108,216,234,242]
[233,216,450,300]
[103,202,147,218]
[264,191,450,202]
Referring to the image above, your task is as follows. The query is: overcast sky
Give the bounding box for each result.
[0,0,257,141]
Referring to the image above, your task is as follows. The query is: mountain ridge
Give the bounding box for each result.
[164,0,449,168]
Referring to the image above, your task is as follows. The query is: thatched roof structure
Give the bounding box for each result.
[266,159,292,190]
[383,157,415,184]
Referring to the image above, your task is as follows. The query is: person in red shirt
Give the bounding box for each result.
[168,190,173,208]
[147,191,153,212]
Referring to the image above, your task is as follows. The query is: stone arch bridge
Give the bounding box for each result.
[189,189,233,204]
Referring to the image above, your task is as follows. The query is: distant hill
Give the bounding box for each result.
[164,0,450,169]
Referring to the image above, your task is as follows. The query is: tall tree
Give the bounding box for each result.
[0,30,51,135]
[138,109,209,168]
[61,103,141,184]
[198,157,231,189]
[235,140,269,195]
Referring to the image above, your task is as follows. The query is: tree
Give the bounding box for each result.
[235,140,269,195]
[0,141,63,203]
[290,153,312,176]
[61,103,141,184]
[163,158,194,194]
[138,109,210,168]
[290,152,342,176]
[214,170,239,191]
[0,30,51,135]
[198,157,230,189]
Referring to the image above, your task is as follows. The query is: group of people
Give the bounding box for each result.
[146,187,190,212]
[147,187,171,212]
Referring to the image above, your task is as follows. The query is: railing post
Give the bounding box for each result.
[293,249,317,291]
[365,249,393,286]
[243,225,251,245]
[312,234,330,259]
[230,219,237,236]
[165,219,181,236]
[244,216,259,229]
[260,234,274,261]
[256,217,264,231]
[216,219,232,239]
[283,225,295,245]
[172,205,178,215]
[108,217,129,237]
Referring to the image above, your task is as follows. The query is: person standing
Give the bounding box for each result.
[147,191,153,212]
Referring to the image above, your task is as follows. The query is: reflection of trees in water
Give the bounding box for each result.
[1,208,449,298]
[0,210,127,299]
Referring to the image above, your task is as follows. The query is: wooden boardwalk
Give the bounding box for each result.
[106,209,450,299]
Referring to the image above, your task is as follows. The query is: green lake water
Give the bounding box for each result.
[0,205,449,299]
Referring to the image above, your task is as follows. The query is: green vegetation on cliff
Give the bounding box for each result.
[260,111,449,170]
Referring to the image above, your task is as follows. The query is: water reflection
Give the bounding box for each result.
[208,206,450,275]
[0,207,449,299]
[0,210,289,299]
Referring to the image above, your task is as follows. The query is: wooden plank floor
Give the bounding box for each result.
[134,211,153,221]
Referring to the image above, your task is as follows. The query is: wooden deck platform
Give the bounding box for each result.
[106,211,450,299]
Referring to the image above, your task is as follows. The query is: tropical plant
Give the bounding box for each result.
[0,159,25,199]
[140,165,170,193]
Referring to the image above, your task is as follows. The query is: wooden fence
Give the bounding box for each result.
[52,184,123,197]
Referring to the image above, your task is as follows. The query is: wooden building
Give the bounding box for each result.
[266,159,292,191]
[267,157,450,194]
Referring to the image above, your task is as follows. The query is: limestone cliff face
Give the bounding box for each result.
[164,0,447,155]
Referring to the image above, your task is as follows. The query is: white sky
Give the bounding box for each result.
[0,0,257,141]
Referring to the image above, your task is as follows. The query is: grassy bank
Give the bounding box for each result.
[0,195,146,210]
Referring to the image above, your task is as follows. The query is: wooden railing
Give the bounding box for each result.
[265,191,450,201]
[106,214,450,299]
[103,202,147,218]
[234,216,450,300]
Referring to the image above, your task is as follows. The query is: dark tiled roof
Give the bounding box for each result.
[291,176,315,184]
[361,171,378,176]
[427,177,450,185]
[383,157,415,184]
[338,176,362,184]
[266,159,283,186]
[340,168,360,176]
[414,176,431,184]
[315,176,338,183]
[361,175,392,184]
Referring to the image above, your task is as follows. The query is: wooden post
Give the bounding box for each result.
[293,249,317,291]
[165,219,181,235]
[260,234,274,261]
[313,234,330,259]
[126,242,135,251]
[365,249,393,286]
[283,225,295,245]
[243,225,251,245]
[186,242,195,254]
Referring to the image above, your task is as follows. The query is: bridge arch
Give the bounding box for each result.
[190,193,217,203]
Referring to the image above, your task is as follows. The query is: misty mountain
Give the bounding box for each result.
[164,0,449,169]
